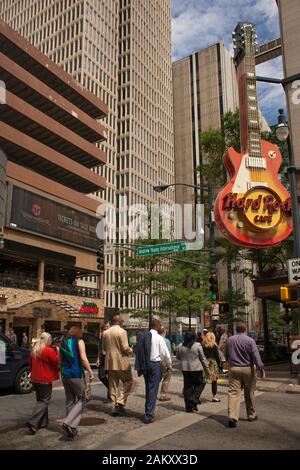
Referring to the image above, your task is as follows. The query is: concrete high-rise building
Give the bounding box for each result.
[277,0,300,194]
[173,42,265,332]
[173,42,239,210]
[1,0,175,320]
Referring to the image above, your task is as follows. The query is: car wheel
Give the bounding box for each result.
[14,367,33,394]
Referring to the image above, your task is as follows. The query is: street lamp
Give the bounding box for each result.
[154,182,217,331]
[275,109,300,385]
[275,109,300,259]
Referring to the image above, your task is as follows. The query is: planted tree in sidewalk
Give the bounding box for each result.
[157,250,211,331]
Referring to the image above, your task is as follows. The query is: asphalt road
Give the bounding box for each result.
[143,392,300,450]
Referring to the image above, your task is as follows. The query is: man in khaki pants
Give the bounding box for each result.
[102,314,133,415]
[225,323,265,427]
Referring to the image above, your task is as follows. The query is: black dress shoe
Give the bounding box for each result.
[116,404,127,415]
[247,415,258,422]
[228,419,237,428]
[142,417,154,424]
[27,423,37,435]
[62,423,77,438]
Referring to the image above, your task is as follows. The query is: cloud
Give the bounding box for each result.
[171,0,283,125]
[256,57,286,125]
[172,0,280,61]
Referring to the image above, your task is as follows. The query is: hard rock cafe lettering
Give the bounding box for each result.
[222,187,292,232]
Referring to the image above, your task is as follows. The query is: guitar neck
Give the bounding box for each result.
[237,55,261,158]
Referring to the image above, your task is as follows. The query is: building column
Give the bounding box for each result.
[38,259,45,292]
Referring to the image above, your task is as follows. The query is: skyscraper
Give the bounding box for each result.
[173,42,239,210]
[172,42,265,332]
[1,0,175,317]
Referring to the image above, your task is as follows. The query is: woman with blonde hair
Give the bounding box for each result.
[26,332,59,434]
[60,325,94,439]
[202,331,222,402]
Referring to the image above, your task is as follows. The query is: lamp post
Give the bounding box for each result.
[276,109,300,384]
[275,109,300,258]
[154,182,217,331]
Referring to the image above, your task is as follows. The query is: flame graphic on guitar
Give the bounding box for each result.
[214,22,293,248]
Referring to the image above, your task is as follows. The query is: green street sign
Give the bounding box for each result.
[137,241,187,256]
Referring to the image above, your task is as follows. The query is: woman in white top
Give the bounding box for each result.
[176,331,209,412]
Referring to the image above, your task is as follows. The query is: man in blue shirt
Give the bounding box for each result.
[225,322,265,427]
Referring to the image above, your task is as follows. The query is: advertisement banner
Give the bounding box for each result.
[10,186,99,250]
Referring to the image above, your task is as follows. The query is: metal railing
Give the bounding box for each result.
[0,274,99,298]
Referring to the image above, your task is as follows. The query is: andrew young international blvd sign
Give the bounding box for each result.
[137,241,187,256]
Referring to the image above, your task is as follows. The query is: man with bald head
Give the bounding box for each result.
[102,314,133,415]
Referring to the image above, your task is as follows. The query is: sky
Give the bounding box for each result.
[171,0,285,126]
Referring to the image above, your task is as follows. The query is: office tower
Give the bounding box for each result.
[173,42,266,332]
[277,0,300,179]
[1,0,175,319]
[173,42,239,209]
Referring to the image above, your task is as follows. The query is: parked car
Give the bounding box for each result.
[49,331,99,365]
[0,332,33,393]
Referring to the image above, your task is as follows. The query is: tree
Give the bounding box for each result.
[114,236,170,324]
[157,250,211,331]
[115,237,212,330]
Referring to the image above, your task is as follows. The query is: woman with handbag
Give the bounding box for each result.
[202,332,222,402]
[26,332,59,434]
[59,325,94,439]
[176,331,209,412]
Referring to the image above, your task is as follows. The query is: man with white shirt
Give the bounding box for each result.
[141,318,172,424]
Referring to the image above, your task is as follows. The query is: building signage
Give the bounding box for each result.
[9,186,99,250]
[215,181,293,248]
[288,258,300,285]
[222,187,291,232]
[80,302,99,315]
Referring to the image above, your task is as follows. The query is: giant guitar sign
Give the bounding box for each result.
[214,23,293,248]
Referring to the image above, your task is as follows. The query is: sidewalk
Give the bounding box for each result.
[0,361,297,450]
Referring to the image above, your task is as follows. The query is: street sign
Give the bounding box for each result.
[136,241,187,256]
[288,258,300,284]
[211,302,219,320]
[104,243,114,255]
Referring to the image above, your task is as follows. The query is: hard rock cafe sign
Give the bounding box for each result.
[214,22,293,248]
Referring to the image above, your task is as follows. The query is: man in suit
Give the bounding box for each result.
[102,314,133,415]
[96,321,111,402]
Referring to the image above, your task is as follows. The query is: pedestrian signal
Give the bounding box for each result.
[209,274,219,301]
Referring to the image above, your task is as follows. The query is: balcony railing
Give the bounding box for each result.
[44,281,99,299]
[0,274,99,298]
[0,274,38,290]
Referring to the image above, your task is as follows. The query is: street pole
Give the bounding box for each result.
[188,305,192,332]
[208,182,219,333]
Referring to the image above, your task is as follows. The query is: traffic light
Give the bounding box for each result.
[209,274,219,301]
[96,243,104,271]
[280,285,299,305]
